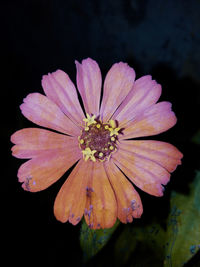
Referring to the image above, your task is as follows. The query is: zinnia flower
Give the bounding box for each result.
[11,58,183,229]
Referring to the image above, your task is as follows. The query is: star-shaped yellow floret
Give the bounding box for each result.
[109,127,120,136]
[83,113,97,126]
[108,119,120,136]
[82,147,97,162]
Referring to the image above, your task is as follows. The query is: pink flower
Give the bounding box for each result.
[11,58,183,229]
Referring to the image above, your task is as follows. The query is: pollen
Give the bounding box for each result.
[78,115,123,162]
[99,152,103,157]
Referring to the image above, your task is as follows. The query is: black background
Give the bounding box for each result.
[2,0,200,266]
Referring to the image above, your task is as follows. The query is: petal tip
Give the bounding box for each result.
[75,59,80,66]
[10,132,17,144]
[82,57,97,64]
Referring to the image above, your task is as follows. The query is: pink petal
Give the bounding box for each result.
[113,75,161,127]
[100,62,135,122]
[122,101,177,139]
[54,160,92,225]
[42,69,85,125]
[20,93,81,136]
[17,145,81,192]
[112,147,173,197]
[84,161,117,229]
[105,160,143,223]
[75,58,102,116]
[118,140,183,172]
[11,128,79,159]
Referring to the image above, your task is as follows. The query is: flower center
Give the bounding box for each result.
[78,114,123,162]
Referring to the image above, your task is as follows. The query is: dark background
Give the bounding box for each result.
[2,0,200,266]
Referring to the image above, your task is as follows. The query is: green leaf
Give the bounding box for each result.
[80,218,120,262]
[114,172,200,266]
[164,171,200,267]
[114,220,166,266]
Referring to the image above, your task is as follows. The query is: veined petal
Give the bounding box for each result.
[112,147,172,197]
[17,146,81,192]
[119,140,183,172]
[11,128,79,159]
[113,76,161,127]
[54,160,92,225]
[100,62,135,122]
[84,161,117,229]
[42,70,84,125]
[122,102,177,139]
[104,160,143,224]
[75,58,102,116]
[20,93,80,136]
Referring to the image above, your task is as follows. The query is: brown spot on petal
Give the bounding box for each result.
[24,176,32,191]
[126,215,133,223]
[86,187,94,197]
[131,200,136,211]
[76,216,81,222]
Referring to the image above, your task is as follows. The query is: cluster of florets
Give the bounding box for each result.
[78,114,123,162]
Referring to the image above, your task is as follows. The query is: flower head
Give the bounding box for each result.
[11,58,183,229]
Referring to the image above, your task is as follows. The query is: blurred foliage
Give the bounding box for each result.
[191,129,200,145]
[165,170,200,266]
[80,219,120,262]
[80,171,200,266]
[114,220,166,266]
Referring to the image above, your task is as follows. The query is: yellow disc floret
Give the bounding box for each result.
[82,147,97,162]
[99,152,103,158]
[108,119,117,128]
[108,119,121,136]
[83,113,97,126]
[109,127,121,136]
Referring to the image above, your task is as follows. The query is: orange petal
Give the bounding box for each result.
[75,58,102,116]
[100,62,135,122]
[112,147,172,197]
[54,160,92,225]
[42,70,85,125]
[84,161,117,229]
[122,102,177,139]
[119,140,183,172]
[113,75,161,127]
[104,160,143,224]
[20,93,80,136]
[11,128,79,159]
[17,145,81,192]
